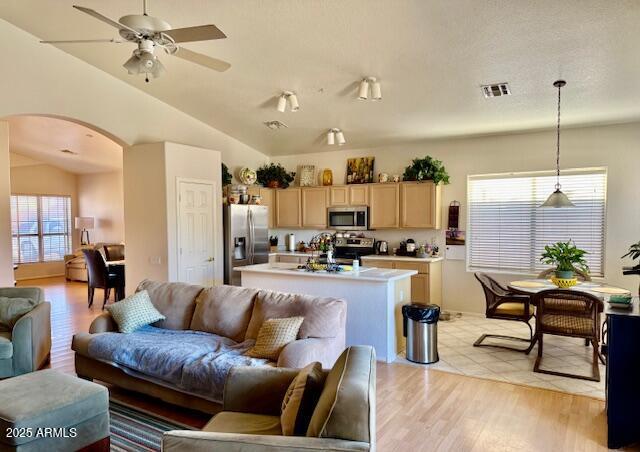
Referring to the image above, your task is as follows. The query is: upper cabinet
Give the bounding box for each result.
[349,185,369,206]
[301,187,329,228]
[369,183,400,229]
[275,188,302,228]
[400,182,441,229]
[329,186,349,206]
[329,185,369,206]
[247,187,276,228]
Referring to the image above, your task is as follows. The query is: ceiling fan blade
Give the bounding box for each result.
[73,5,140,36]
[172,47,231,72]
[40,38,122,44]
[164,25,226,43]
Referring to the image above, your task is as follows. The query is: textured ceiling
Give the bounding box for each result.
[6,115,122,173]
[1,0,639,156]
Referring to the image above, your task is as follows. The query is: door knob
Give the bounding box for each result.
[207,257,215,262]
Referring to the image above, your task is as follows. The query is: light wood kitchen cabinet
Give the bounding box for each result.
[329,186,349,206]
[275,188,302,228]
[301,187,329,228]
[369,183,400,229]
[362,257,442,305]
[400,182,441,229]
[349,185,369,205]
[276,255,306,264]
[247,186,276,228]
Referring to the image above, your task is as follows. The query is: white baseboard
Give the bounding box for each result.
[16,273,65,282]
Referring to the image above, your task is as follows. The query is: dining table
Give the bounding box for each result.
[507,278,632,301]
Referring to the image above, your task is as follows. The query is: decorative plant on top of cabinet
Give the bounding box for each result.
[256,163,296,188]
[402,156,450,185]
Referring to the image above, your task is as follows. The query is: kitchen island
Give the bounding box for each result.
[236,263,417,362]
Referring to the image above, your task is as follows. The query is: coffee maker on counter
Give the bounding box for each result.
[375,240,389,255]
[397,239,417,257]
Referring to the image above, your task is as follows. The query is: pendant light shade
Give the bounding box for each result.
[540,187,575,208]
[327,130,335,145]
[277,95,287,113]
[540,80,575,208]
[358,79,369,100]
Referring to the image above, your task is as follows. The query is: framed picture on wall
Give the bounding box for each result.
[346,157,375,184]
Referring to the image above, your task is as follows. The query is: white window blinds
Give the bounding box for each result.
[11,195,72,264]
[467,168,607,276]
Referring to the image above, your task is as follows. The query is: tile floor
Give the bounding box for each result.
[396,313,606,399]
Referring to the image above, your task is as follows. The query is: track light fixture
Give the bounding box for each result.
[357,77,382,101]
[277,91,300,112]
[327,128,346,146]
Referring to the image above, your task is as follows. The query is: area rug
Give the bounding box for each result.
[109,401,195,452]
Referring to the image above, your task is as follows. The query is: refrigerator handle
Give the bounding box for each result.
[248,208,254,264]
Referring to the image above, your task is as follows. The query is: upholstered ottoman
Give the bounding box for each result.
[0,369,109,451]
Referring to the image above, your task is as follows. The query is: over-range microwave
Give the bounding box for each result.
[327,206,368,231]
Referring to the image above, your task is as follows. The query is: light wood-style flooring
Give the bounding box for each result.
[22,277,617,451]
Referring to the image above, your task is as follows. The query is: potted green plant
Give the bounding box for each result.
[221,163,232,187]
[540,240,589,279]
[622,241,640,269]
[402,156,450,185]
[256,163,295,188]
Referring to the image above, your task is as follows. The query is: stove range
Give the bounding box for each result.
[333,236,375,264]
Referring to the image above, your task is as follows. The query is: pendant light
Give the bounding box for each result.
[540,80,575,208]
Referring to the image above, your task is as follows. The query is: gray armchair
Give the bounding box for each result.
[162,345,376,452]
[0,287,51,378]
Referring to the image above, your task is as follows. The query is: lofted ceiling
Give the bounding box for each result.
[1,0,639,156]
[6,115,122,173]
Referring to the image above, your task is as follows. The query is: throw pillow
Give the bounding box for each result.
[106,290,166,333]
[0,297,38,331]
[281,361,325,436]
[245,316,304,360]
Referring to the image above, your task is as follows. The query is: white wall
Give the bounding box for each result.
[273,122,640,313]
[123,142,223,293]
[78,171,125,245]
[10,163,79,280]
[123,143,169,288]
[0,122,14,286]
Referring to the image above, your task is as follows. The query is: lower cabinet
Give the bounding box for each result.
[362,258,442,305]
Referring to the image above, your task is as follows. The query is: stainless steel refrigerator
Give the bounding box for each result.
[223,204,269,285]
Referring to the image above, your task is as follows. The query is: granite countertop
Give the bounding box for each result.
[361,255,444,263]
[234,263,417,282]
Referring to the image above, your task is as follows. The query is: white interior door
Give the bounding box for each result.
[177,180,215,286]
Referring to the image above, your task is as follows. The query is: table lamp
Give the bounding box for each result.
[75,217,94,245]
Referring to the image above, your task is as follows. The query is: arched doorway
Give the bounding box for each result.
[3,114,125,282]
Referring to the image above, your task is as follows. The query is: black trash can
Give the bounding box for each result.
[402,304,440,364]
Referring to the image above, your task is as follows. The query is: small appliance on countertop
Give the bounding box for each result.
[375,240,389,255]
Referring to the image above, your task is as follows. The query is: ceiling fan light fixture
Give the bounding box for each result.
[123,54,142,74]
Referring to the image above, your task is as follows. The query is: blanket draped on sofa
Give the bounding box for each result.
[88,326,267,402]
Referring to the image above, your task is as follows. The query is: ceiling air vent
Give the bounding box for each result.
[59,149,78,155]
[264,120,288,130]
[481,83,511,98]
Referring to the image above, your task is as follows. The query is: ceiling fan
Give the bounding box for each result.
[41,0,231,82]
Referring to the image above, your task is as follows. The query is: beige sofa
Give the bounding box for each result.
[72,280,346,413]
[163,345,376,451]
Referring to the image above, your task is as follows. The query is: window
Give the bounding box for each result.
[11,195,72,264]
[467,168,607,276]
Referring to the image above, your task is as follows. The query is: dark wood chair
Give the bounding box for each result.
[82,249,124,309]
[103,244,125,262]
[474,272,536,353]
[532,289,604,381]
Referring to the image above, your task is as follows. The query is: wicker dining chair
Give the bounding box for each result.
[532,289,604,381]
[474,273,536,353]
[537,268,591,281]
